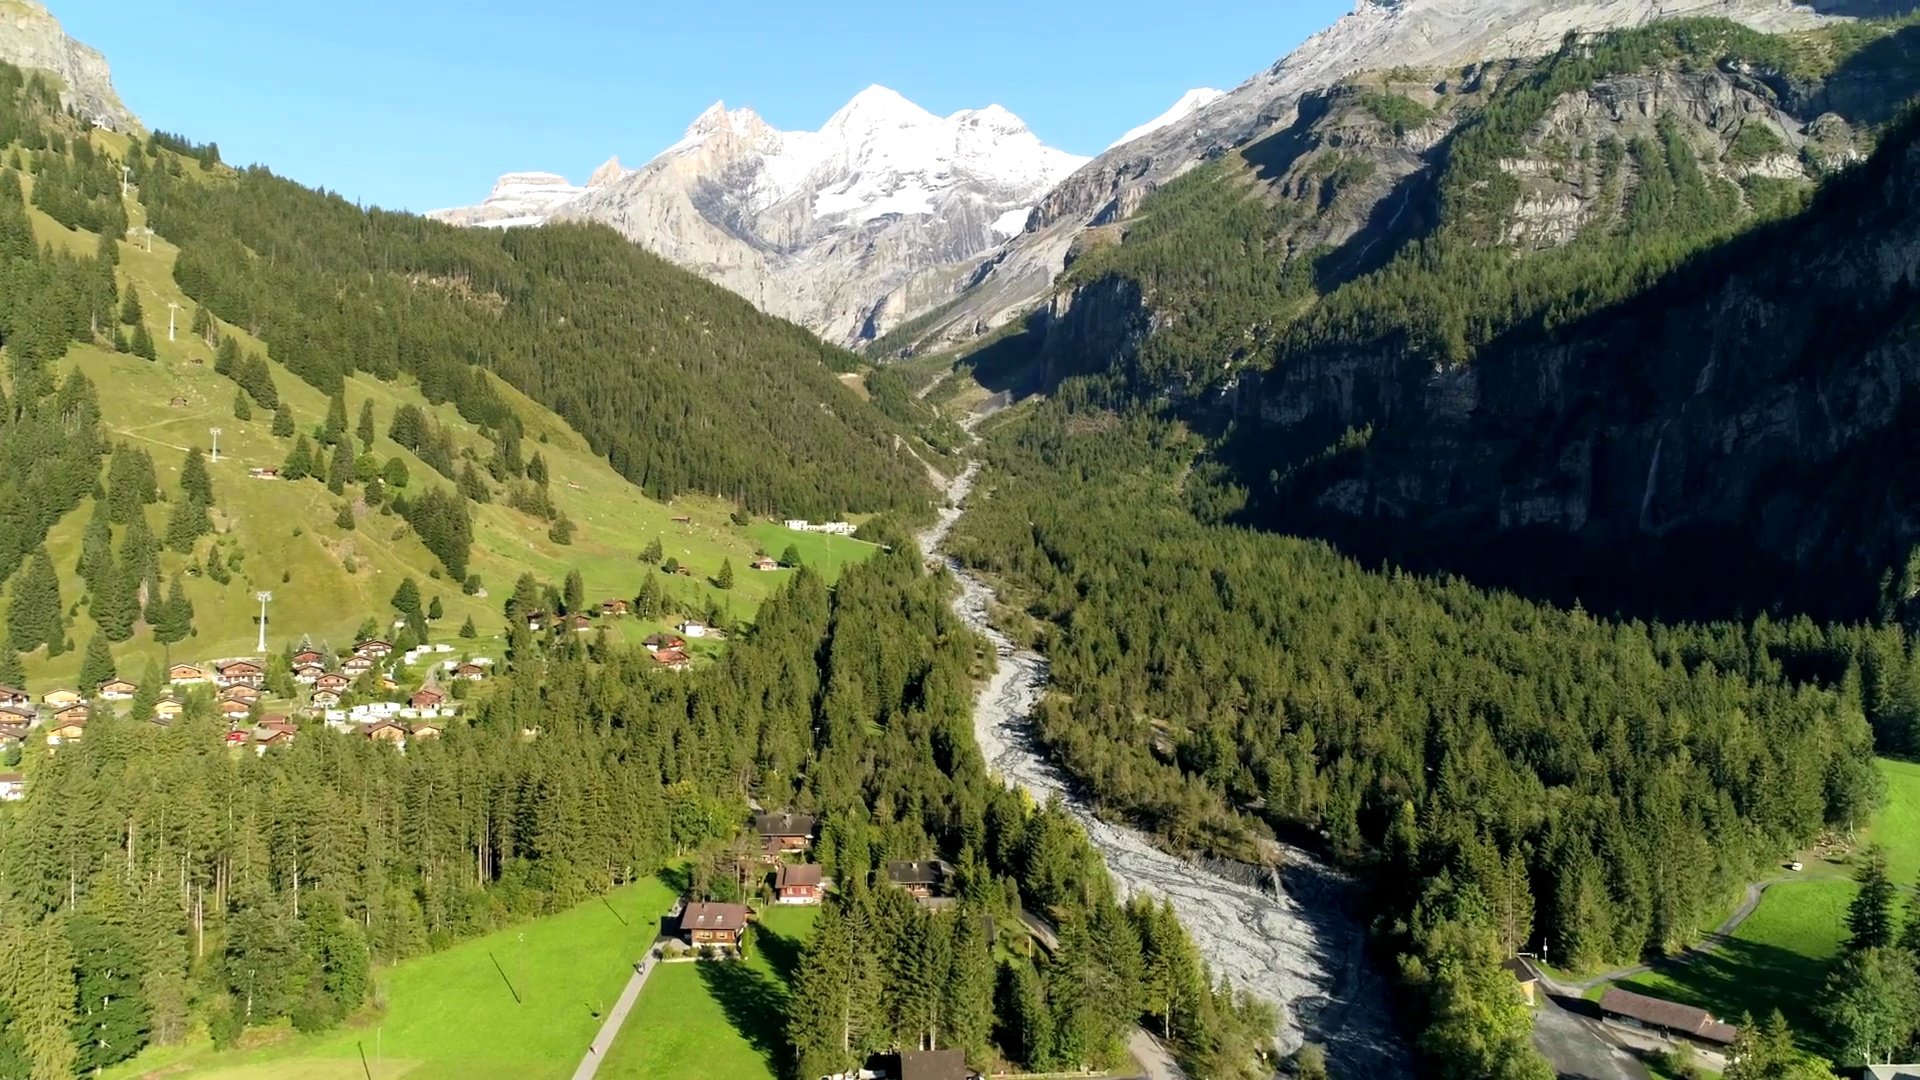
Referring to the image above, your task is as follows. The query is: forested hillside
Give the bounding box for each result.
[949,404,1902,1077]
[138,152,933,520]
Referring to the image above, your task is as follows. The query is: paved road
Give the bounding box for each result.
[1533,992,1648,1080]
[571,949,661,1080]
[1538,876,1789,995]
[1127,1029,1189,1080]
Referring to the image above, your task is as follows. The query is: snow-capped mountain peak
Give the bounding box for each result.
[823,84,940,135]
[1108,88,1227,150]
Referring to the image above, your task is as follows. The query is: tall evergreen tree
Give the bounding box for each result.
[1847,846,1898,954]
[323,392,348,445]
[68,910,151,1071]
[356,400,376,452]
[716,559,735,591]
[118,287,142,326]
[77,633,114,689]
[272,403,295,438]
[282,436,314,481]
[152,574,193,645]
[391,577,421,619]
[232,390,251,421]
[130,322,156,360]
[563,570,585,616]
[6,547,63,655]
[327,439,354,495]
[0,648,24,691]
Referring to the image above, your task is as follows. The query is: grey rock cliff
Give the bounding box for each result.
[0,0,135,130]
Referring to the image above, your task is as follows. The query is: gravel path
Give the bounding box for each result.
[920,464,1409,1076]
[571,949,660,1080]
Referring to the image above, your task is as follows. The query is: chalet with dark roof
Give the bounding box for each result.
[755,812,816,856]
[775,863,824,905]
[886,860,953,901]
[1598,988,1737,1048]
[0,685,27,709]
[679,901,750,948]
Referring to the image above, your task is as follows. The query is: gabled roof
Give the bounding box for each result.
[898,1049,972,1080]
[755,811,816,838]
[1598,988,1737,1045]
[681,902,749,932]
[886,859,951,887]
[776,863,824,888]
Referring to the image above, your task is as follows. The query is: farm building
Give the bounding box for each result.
[1598,988,1737,1048]
[678,902,750,948]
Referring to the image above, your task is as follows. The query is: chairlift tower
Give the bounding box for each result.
[167,301,182,342]
[255,591,273,654]
[209,428,221,463]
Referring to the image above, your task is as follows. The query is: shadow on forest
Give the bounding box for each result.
[756,926,805,987]
[697,956,792,1076]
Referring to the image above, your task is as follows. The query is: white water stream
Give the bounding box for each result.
[918,463,1409,1075]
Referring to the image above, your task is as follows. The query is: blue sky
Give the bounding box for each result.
[49,0,1352,213]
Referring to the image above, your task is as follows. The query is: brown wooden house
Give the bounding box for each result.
[600,598,630,617]
[0,685,28,709]
[97,678,138,701]
[41,688,83,709]
[755,812,816,857]
[774,863,824,905]
[362,718,407,743]
[886,860,953,901]
[168,663,209,685]
[215,659,266,688]
[679,902,750,948]
[410,688,445,710]
[354,639,394,659]
[1597,988,1737,1048]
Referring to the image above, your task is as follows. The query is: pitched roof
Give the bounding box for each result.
[1598,988,1737,1045]
[886,860,951,887]
[755,811,816,838]
[898,1049,972,1080]
[776,863,824,889]
[681,902,749,932]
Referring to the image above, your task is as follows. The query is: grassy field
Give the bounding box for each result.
[3,150,874,690]
[1614,758,1920,1036]
[746,523,883,582]
[105,876,680,1080]
[599,904,819,1080]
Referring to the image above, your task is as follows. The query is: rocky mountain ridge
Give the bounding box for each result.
[432,85,1085,345]
[894,0,1850,353]
[0,0,136,130]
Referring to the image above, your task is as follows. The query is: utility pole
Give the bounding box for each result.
[125,226,153,252]
[209,427,222,463]
[167,301,181,342]
[121,164,130,197]
[255,591,273,654]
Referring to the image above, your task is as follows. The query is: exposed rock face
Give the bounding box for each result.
[0,0,136,130]
[902,0,1844,351]
[427,171,596,228]
[432,86,1086,346]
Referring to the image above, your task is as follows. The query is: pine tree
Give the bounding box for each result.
[327,439,354,495]
[717,559,735,591]
[78,634,115,689]
[272,403,295,438]
[548,515,574,545]
[383,457,409,489]
[457,461,490,504]
[118,287,142,326]
[945,912,994,1062]
[635,572,662,619]
[334,503,355,531]
[1848,845,1898,954]
[323,392,348,445]
[180,447,213,507]
[392,577,421,619]
[459,615,476,639]
[428,596,443,621]
[68,911,152,1070]
[283,436,314,481]
[527,451,548,487]
[131,322,156,360]
[642,537,664,564]
[356,400,376,452]
[233,390,252,421]
[152,574,193,645]
[563,570,584,616]
[78,503,113,597]
[6,547,63,655]
[164,488,211,554]
[190,303,212,343]
[0,648,24,690]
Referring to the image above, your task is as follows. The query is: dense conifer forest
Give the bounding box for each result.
[947,403,1917,1077]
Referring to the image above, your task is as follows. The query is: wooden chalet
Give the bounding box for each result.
[755,811,816,856]
[168,663,209,685]
[1597,988,1737,1048]
[409,719,444,739]
[651,648,691,672]
[524,611,550,632]
[566,613,593,633]
[643,634,687,654]
[45,711,87,745]
[311,688,343,709]
[410,688,445,711]
[0,721,28,746]
[678,902,750,948]
[214,659,266,688]
[453,662,486,681]
[751,556,780,572]
[362,718,407,743]
[0,685,28,708]
[600,598,630,617]
[291,649,325,667]
[218,699,253,721]
[314,672,350,692]
[153,697,185,721]
[774,863,824,904]
[293,664,325,685]
[340,655,375,678]
[247,466,280,480]
[885,860,953,901]
[0,772,23,801]
[97,678,138,701]
[253,723,297,751]
[220,683,262,704]
[41,688,83,709]
[354,639,394,659]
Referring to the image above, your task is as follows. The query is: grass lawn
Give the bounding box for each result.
[746,523,882,583]
[1614,759,1920,1042]
[105,876,680,1080]
[599,904,818,1080]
